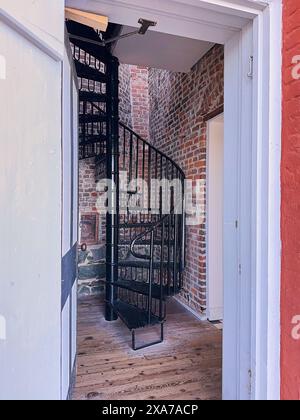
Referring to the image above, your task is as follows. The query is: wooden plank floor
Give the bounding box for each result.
[72,296,222,400]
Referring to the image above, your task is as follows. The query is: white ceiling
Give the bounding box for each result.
[65,0,255,72]
[112,26,214,73]
[66,0,252,44]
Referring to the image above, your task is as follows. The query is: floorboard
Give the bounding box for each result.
[72,296,222,400]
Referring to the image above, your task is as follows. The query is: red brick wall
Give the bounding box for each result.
[78,158,106,296]
[119,64,133,128]
[130,66,150,140]
[78,158,106,247]
[148,44,224,314]
[79,158,98,216]
[281,0,300,400]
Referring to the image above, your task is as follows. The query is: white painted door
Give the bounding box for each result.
[0,2,64,400]
[207,114,224,321]
[61,42,79,400]
[223,21,254,400]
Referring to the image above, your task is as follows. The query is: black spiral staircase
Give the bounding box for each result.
[68,20,186,350]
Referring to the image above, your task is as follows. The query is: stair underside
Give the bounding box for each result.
[112,300,161,330]
[75,60,107,83]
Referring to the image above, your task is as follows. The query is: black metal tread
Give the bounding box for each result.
[79,91,107,103]
[79,153,103,161]
[79,134,107,144]
[79,114,107,124]
[75,60,107,83]
[118,257,177,269]
[70,38,110,63]
[112,300,161,330]
[113,279,168,300]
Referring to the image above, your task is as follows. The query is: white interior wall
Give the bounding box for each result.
[0,0,64,57]
[61,42,79,400]
[72,81,79,245]
[62,48,72,257]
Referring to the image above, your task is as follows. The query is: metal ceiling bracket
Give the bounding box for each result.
[68,18,157,47]
[138,18,157,35]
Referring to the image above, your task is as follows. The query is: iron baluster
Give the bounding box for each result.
[148,231,154,324]
[129,133,133,184]
[160,220,165,319]
[105,56,119,322]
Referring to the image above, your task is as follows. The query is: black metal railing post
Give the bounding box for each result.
[148,231,155,324]
[105,55,120,321]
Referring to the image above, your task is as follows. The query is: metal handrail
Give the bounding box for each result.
[119,122,185,180]
[86,101,185,180]
[130,214,171,260]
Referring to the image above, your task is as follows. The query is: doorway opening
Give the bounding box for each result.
[62,0,281,401]
[68,18,224,399]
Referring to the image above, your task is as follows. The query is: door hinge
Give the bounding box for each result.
[239,263,242,275]
[247,56,254,79]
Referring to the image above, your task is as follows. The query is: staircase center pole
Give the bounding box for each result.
[105,55,120,321]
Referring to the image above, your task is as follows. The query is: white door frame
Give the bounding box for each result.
[67,0,282,400]
[207,113,224,322]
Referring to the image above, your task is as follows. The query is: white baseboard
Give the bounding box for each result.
[173,297,207,321]
[207,307,224,322]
